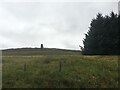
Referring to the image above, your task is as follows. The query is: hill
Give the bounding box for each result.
[2,48,118,88]
[2,48,81,56]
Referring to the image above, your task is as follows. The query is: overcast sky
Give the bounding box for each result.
[0,0,118,50]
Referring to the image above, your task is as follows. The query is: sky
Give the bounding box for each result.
[0,0,119,50]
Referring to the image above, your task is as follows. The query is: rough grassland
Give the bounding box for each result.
[2,49,118,88]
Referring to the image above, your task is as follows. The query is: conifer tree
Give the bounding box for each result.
[82,12,119,55]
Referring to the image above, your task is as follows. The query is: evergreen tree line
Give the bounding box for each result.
[82,12,119,55]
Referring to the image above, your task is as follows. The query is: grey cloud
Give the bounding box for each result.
[0,2,118,50]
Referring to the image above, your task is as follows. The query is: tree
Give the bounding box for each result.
[82,12,119,55]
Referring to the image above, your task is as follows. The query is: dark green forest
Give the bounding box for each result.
[82,12,119,55]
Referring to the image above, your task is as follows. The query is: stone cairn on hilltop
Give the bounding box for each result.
[41,44,43,49]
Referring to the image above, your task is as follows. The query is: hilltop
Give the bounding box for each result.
[2,48,81,56]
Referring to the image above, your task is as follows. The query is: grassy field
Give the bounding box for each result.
[2,48,118,88]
